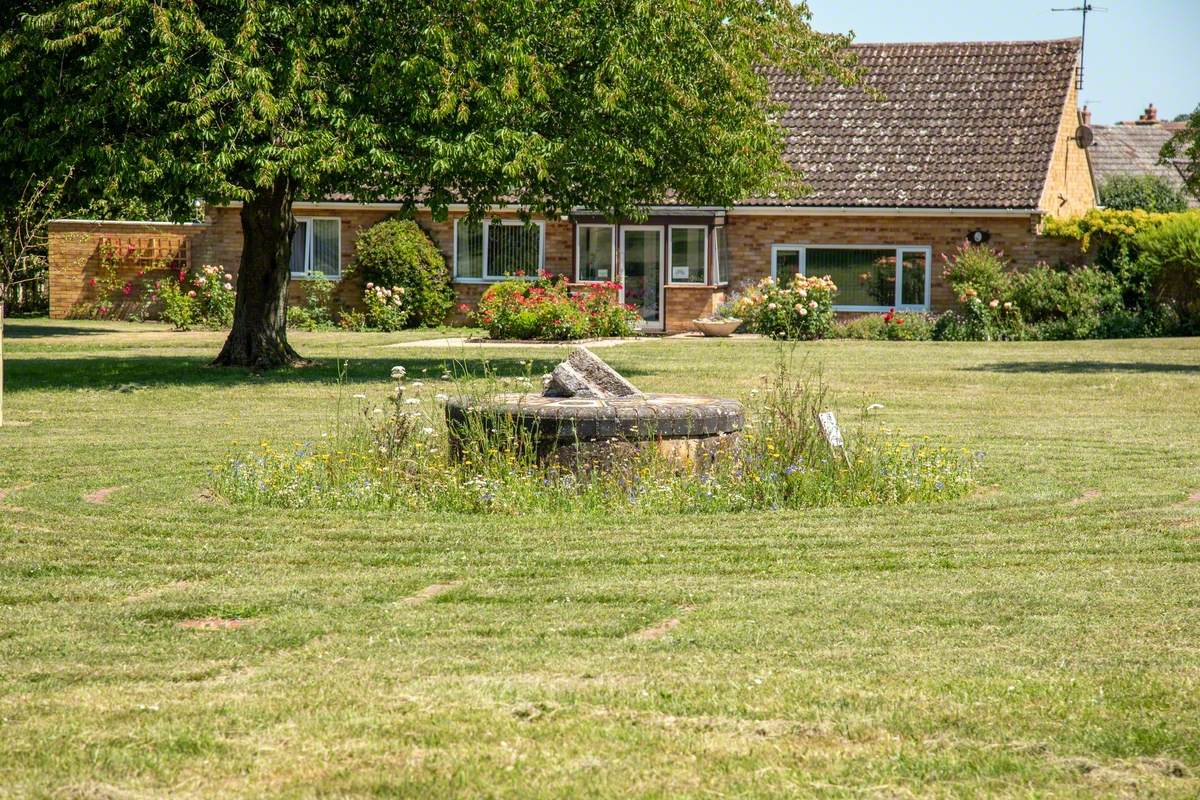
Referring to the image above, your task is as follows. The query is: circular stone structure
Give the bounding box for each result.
[445,393,744,471]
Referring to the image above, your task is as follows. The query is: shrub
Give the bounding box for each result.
[362,283,411,332]
[932,298,1023,342]
[727,274,836,340]
[1008,263,1122,340]
[158,264,234,330]
[288,272,337,331]
[348,218,453,327]
[832,310,934,341]
[157,279,198,330]
[1134,212,1200,323]
[941,241,1012,302]
[337,309,368,332]
[1098,174,1189,213]
[470,273,638,340]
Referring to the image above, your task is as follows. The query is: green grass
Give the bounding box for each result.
[1,318,1198,798]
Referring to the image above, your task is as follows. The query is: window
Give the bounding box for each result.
[453,218,545,280]
[771,244,930,311]
[290,217,341,278]
[713,226,731,285]
[576,225,615,282]
[668,226,707,284]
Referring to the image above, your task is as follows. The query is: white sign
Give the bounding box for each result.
[817,411,843,448]
[671,265,691,281]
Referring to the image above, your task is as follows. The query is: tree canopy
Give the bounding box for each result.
[1162,108,1200,203]
[1,0,860,366]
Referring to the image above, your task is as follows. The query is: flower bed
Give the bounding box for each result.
[467,272,639,340]
[727,274,837,340]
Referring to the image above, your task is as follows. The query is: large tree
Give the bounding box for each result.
[1162,108,1200,204]
[1,0,857,368]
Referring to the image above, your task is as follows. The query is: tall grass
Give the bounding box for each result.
[212,358,980,514]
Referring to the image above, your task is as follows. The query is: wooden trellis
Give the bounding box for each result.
[96,235,191,268]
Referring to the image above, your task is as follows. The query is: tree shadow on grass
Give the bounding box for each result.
[968,360,1200,375]
[3,319,130,338]
[4,353,657,393]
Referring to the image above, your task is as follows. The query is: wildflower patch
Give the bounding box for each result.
[213,360,981,516]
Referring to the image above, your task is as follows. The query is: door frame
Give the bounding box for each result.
[620,224,666,332]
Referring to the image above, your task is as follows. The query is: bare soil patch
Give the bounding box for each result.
[83,486,122,504]
[631,606,694,641]
[178,617,258,631]
[1067,489,1101,507]
[400,581,462,606]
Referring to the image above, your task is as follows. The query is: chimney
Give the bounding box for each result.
[1081,105,1092,125]
[1136,103,1158,125]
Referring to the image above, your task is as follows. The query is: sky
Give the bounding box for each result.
[807,0,1200,124]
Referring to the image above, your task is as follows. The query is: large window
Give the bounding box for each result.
[454,218,545,280]
[668,226,707,284]
[576,225,615,282]
[290,217,341,278]
[771,244,931,311]
[713,226,730,286]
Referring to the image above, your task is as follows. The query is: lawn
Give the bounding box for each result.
[1,318,1198,798]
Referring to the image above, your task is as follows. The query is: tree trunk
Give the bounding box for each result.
[212,175,305,369]
[0,299,5,427]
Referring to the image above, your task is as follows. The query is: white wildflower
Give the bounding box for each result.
[390,365,406,380]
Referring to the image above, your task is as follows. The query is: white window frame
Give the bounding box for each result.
[453,217,545,282]
[770,243,932,312]
[290,216,341,279]
[666,225,709,286]
[712,226,730,287]
[574,224,617,284]
[621,225,666,332]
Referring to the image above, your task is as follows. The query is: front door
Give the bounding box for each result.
[621,226,664,331]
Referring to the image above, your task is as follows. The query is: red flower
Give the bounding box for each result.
[882,308,895,323]
[458,303,470,313]
[122,282,133,296]
[178,269,187,283]
[88,278,97,288]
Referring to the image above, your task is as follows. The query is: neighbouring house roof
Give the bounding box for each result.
[1089,124,1198,208]
[747,38,1081,209]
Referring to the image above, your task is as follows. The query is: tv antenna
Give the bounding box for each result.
[1052,4,1106,90]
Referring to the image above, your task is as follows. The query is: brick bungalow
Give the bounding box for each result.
[49,38,1096,331]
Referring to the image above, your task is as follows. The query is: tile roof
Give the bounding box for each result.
[749,38,1081,209]
[1089,124,1198,207]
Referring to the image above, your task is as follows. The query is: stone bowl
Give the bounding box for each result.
[445,392,744,472]
[692,318,742,337]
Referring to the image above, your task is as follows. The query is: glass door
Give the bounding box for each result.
[621,226,663,331]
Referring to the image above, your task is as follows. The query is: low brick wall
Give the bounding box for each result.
[48,220,209,319]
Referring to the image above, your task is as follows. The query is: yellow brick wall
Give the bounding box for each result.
[48,220,208,318]
[51,206,1092,326]
[1038,69,1097,218]
[721,213,1088,310]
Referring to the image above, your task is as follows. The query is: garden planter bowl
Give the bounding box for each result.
[692,318,742,337]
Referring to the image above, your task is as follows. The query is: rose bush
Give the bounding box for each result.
[158,264,235,329]
[727,274,836,340]
[362,283,410,331]
[469,272,639,340]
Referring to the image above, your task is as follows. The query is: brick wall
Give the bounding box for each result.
[48,220,208,318]
[721,212,1091,311]
[51,205,1094,326]
[664,286,725,332]
[1038,71,1098,218]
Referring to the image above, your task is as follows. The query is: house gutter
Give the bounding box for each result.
[727,206,1038,217]
[199,201,1042,219]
